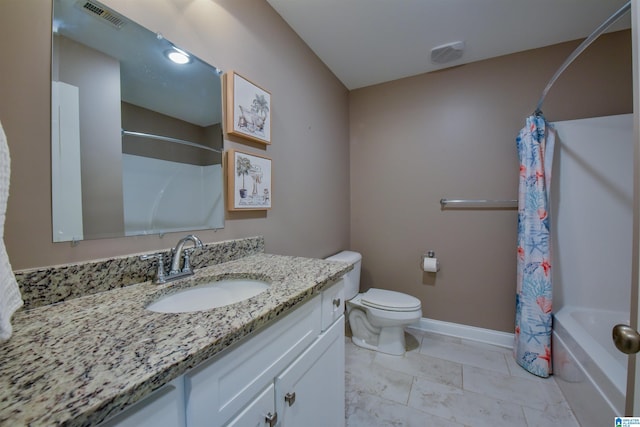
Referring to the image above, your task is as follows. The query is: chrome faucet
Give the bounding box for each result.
[169,234,203,275]
[141,234,203,284]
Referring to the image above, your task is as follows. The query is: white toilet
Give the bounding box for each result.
[326,251,422,356]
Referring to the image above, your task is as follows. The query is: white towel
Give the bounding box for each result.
[0,120,23,342]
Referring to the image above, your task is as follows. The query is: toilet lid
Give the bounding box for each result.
[361,288,421,312]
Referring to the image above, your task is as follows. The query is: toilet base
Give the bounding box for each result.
[351,336,378,352]
[348,307,410,356]
[377,326,406,356]
[350,327,406,356]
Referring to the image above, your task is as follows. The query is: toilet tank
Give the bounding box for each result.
[325,251,362,300]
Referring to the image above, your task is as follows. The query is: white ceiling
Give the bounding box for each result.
[266,0,631,90]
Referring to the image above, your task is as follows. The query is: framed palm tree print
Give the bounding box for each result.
[225,71,271,145]
[227,149,272,211]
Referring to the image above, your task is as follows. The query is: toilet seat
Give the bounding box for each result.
[361,288,421,312]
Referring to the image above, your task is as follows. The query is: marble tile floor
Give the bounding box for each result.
[345,328,580,427]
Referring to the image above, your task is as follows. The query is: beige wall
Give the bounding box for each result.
[0,0,349,269]
[349,30,632,332]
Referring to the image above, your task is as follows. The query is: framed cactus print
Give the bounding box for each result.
[227,149,272,211]
[225,71,271,145]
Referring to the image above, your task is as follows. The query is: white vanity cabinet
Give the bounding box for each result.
[185,294,323,426]
[224,383,276,427]
[98,279,345,427]
[274,316,345,427]
[320,279,344,331]
[97,378,186,427]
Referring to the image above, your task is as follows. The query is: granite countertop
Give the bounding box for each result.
[0,253,350,427]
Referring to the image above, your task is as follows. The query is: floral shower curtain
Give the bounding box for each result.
[514,115,556,378]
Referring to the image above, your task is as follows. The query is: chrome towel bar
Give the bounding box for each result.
[440,198,518,209]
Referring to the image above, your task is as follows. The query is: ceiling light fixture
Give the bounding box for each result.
[165,47,191,65]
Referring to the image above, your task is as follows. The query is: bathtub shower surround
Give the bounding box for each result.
[514,114,556,378]
[511,2,631,380]
[550,114,633,426]
[553,307,626,426]
[14,236,264,309]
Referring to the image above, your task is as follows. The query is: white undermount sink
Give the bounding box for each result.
[146,279,270,313]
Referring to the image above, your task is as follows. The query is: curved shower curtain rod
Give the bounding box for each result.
[534,1,631,115]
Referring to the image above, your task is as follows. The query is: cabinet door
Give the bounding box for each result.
[185,296,322,426]
[97,378,186,427]
[225,384,275,427]
[275,316,345,427]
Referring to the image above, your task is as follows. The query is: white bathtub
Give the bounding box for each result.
[552,306,628,426]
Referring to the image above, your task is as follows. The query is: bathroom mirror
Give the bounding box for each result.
[51,0,224,242]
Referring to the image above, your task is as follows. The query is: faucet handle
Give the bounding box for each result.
[182,248,198,273]
[140,253,167,284]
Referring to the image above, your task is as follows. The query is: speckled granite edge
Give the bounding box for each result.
[14,236,265,309]
[0,253,352,427]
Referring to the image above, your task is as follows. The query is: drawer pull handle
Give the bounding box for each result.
[285,392,296,406]
[333,298,341,308]
[265,411,278,427]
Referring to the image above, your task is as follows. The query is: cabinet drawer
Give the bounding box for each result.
[185,295,322,427]
[321,279,344,331]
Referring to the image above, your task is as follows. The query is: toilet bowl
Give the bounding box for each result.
[325,251,422,356]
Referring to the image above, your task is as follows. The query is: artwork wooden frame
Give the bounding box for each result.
[225,71,271,145]
[227,149,272,211]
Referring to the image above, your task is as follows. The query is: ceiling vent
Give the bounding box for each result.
[430,41,465,64]
[77,0,126,29]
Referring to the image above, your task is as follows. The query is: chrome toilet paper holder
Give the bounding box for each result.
[421,251,436,264]
[421,251,440,272]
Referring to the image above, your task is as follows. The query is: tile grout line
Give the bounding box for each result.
[405,376,415,407]
[519,403,530,427]
[503,352,513,377]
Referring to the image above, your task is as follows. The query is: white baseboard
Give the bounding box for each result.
[410,317,514,349]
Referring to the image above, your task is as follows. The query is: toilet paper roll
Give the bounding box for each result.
[422,257,440,272]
